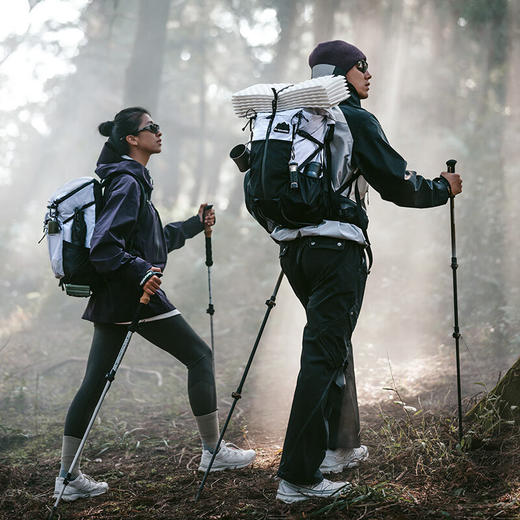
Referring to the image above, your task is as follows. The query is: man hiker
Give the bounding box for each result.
[274,40,462,503]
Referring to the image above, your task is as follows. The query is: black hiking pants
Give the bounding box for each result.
[64,315,216,439]
[277,236,367,485]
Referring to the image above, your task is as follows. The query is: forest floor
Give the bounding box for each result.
[1,369,520,520]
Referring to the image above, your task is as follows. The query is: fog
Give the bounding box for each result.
[1,0,519,439]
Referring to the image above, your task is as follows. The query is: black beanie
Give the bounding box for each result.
[308,40,366,76]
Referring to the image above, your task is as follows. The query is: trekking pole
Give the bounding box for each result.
[195,270,284,502]
[48,286,156,520]
[203,204,215,366]
[446,159,463,443]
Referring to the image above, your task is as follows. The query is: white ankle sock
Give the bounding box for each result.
[195,410,219,452]
[59,435,82,479]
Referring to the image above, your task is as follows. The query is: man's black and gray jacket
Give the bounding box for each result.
[271,85,451,243]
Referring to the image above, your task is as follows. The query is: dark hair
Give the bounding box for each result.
[98,106,150,155]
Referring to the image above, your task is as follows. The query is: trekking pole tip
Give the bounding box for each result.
[195,482,206,502]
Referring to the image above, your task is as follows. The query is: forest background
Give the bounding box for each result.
[0,1,519,519]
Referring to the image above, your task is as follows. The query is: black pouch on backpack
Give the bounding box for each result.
[335,195,369,230]
[280,161,330,227]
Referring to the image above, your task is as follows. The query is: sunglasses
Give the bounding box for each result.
[136,122,160,135]
[355,60,369,73]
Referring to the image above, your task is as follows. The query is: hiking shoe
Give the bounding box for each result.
[276,478,350,503]
[53,473,108,502]
[319,445,369,474]
[198,441,256,472]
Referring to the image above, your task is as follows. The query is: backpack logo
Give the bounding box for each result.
[273,122,290,134]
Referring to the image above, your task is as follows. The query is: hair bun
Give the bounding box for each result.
[98,120,115,137]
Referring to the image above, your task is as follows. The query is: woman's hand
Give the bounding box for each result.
[142,266,162,296]
[198,204,216,228]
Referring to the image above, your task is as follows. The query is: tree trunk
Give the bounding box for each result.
[186,0,208,207]
[502,0,520,317]
[124,0,171,114]
[265,0,299,81]
[467,356,520,423]
[469,2,510,358]
[312,0,340,45]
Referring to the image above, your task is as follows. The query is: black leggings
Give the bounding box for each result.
[64,315,216,438]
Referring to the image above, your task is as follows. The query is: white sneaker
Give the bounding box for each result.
[320,445,369,474]
[53,473,108,502]
[276,478,350,504]
[198,441,256,472]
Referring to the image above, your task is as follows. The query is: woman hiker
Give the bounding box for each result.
[53,106,255,502]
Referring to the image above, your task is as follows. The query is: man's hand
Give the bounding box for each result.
[143,266,162,296]
[198,203,216,228]
[441,171,462,196]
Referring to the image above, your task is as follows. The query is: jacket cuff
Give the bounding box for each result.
[183,215,204,238]
[119,256,153,286]
[437,175,452,197]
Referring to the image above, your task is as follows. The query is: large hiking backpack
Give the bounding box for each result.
[42,173,146,297]
[241,98,368,233]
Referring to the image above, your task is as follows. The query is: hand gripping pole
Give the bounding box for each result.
[447,159,463,443]
[195,271,284,502]
[48,291,152,520]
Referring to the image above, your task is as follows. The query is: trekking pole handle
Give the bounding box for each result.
[139,271,163,305]
[446,160,457,174]
[445,159,457,199]
[203,204,213,266]
[203,204,213,238]
[205,237,213,267]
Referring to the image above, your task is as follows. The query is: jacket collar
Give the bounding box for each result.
[95,141,153,193]
[340,81,362,108]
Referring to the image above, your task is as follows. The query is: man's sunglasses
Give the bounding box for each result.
[355,60,369,73]
[136,122,160,135]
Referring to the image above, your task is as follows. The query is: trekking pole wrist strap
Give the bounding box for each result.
[140,270,163,286]
[438,175,453,197]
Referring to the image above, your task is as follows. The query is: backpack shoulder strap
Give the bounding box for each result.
[100,172,149,251]
[101,171,149,218]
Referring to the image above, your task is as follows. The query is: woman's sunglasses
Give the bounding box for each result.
[355,60,369,73]
[136,122,160,135]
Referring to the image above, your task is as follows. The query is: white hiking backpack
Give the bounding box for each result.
[42,177,102,297]
[41,173,146,297]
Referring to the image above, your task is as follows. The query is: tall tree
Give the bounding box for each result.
[124,0,171,114]
[502,0,520,317]
[265,0,300,81]
[313,0,340,44]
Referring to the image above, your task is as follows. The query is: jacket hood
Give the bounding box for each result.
[95,141,153,193]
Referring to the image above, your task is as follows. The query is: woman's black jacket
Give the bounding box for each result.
[82,144,203,323]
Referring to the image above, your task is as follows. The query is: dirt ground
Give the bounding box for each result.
[2,378,520,520]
